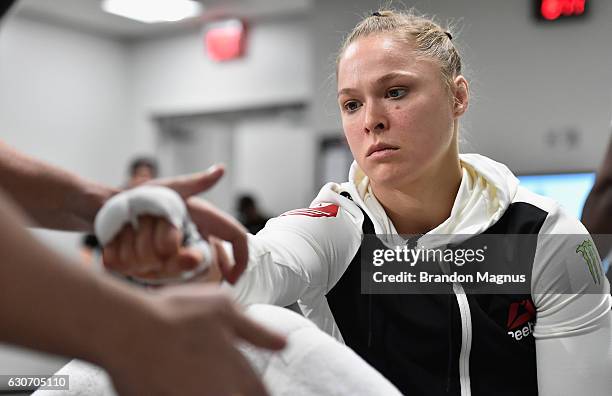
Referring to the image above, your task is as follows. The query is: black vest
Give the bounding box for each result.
[326,196,547,396]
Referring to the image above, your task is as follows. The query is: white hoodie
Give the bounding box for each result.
[231,153,612,396]
[233,154,608,328]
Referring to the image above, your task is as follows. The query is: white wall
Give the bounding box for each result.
[157,114,236,213]
[0,15,135,258]
[0,15,132,186]
[233,112,316,215]
[124,14,316,215]
[312,0,612,173]
[156,108,315,217]
[127,15,313,154]
[0,11,315,248]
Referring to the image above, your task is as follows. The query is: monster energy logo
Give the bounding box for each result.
[576,239,603,285]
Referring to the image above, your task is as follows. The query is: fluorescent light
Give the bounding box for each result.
[102,0,203,24]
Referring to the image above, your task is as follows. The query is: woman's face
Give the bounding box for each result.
[337,34,467,188]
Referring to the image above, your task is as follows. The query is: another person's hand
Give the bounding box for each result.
[104,285,286,396]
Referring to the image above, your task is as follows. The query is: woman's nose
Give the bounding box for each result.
[363,102,388,133]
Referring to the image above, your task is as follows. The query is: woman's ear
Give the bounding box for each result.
[452,75,469,117]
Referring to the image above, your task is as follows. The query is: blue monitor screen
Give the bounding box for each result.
[517,172,596,220]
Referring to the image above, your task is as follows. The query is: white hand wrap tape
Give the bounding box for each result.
[94,185,212,285]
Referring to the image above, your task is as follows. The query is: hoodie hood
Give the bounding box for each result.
[344,153,519,241]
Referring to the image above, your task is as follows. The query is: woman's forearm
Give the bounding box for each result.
[0,141,117,231]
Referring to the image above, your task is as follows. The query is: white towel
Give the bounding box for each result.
[31,359,114,396]
[33,305,402,396]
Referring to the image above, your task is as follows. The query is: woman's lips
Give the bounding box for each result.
[368,147,399,160]
[367,143,399,159]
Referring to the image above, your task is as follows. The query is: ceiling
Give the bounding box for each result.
[13,0,313,41]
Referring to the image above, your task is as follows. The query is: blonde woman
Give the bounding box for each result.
[103,9,612,396]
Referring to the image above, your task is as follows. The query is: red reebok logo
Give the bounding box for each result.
[280,203,339,218]
[506,299,535,330]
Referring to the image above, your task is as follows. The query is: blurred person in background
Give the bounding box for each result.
[126,156,158,188]
[80,156,159,264]
[236,194,270,234]
[582,135,612,278]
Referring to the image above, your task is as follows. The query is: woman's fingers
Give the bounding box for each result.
[134,216,158,267]
[153,218,181,258]
[187,197,249,283]
[103,215,238,284]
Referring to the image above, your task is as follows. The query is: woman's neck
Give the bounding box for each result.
[371,154,463,235]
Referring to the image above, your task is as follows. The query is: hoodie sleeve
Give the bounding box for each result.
[531,208,612,395]
[227,186,364,307]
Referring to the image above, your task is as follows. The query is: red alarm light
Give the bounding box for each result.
[205,19,247,62]
[539,0,586,21]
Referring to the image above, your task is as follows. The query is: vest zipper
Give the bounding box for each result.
[453,282,472,396]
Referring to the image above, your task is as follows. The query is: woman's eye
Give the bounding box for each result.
[386,88,407,99]
[343,101,361,112]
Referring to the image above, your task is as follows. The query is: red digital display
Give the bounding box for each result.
[538,0,586,21]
